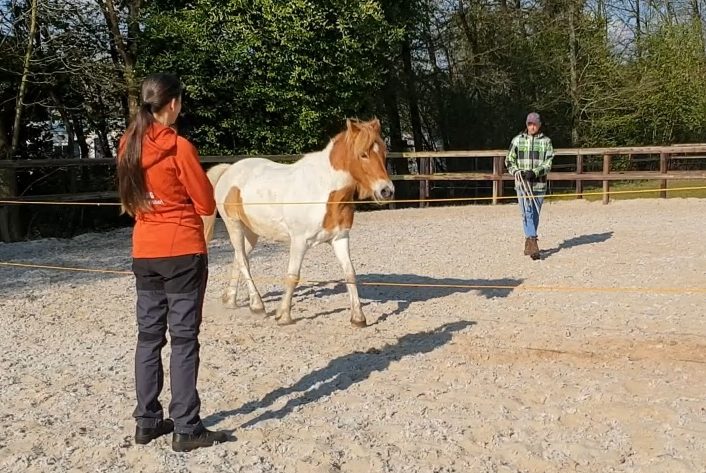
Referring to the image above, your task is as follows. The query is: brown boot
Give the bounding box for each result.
[528,237,540,260]
[523,237,532,255]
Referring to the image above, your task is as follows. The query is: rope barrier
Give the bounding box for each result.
[4,260,705,358]
[1,185,705,207]
[0,261,131,275]
[2,261,705,294]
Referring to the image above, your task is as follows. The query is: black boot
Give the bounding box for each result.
[135,419,174,445]
[172,427,228,452]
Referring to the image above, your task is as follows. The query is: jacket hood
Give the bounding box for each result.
[141,123,178,168]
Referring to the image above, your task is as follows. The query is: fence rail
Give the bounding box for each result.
[2,144,706,205]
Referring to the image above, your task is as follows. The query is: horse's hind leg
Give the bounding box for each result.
[331,234,366,328]
[236,226,265,314]
[220,216,242,307]
[222,217,262,313]
[274,238,308,326]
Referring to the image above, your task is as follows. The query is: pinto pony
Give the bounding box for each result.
[203,118,394,327]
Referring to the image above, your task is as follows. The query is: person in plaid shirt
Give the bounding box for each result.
[505,112,554,260]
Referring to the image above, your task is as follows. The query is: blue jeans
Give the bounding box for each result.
[516,187,545,238]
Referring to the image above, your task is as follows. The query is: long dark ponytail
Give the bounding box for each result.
[117,73,183,216]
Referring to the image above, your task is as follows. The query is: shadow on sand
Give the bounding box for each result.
[203,320,475,428]
[540,231,613,260]
[261,273,523,324]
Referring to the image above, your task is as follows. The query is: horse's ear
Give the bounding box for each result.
[346,118,362,134]
[369,117,381,134]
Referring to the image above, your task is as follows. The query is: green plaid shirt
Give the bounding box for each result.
[505,132,554,192]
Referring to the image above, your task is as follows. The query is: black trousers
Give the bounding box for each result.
[131,254,207,434]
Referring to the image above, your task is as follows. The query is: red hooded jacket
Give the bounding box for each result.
[121,123,216,258]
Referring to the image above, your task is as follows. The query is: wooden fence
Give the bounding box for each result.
[2,144,706,205]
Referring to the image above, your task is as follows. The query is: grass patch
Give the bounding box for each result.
[548,179,706,201]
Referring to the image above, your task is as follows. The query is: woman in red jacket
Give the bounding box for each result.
[117,73,226,452]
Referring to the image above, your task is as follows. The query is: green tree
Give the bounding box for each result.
[142,0,400,154]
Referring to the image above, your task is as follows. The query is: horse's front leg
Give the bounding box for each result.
[331,234,366,328]
[275,238,308,326]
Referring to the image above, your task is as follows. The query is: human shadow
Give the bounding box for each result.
[262,274,523,324]
[541,231,614,260]
[202,320,475,429]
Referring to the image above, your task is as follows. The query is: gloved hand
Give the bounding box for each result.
[521,170,536,180]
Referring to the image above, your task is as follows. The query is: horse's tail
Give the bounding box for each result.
[203,163,232,245]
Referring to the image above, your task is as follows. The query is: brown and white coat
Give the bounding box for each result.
[203,118,394,327]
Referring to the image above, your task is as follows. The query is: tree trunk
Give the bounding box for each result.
[125,64,139,121]
[635,0,641,57]
[11,0,39,156]
[72,114,91,186]
[1,0,35,242]
[73,115,90,160]
[383,75,406,155]
[0,168,21,242]
[456,0,478,81]
[50,91,75,157]
[126,0,142,120]
[689,0,706,54]
[0,118,9,158]
[401,36,424,153]
[665,0,676,23]
[99,0,142,124]
[568,0,580,146]
[424,24,450,150]
[383,70,411,202]
[97,96,114,158]
[401,35,428,206]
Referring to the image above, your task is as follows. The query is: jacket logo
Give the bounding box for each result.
[147,192,164,206]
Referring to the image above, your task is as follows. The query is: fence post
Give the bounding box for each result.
[659,152,669,198]
[602,153,611,204]
[492,155,503,205]
[419,157,430,208]
[576,152,583,199]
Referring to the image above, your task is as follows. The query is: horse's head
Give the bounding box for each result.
[331,117,395,203]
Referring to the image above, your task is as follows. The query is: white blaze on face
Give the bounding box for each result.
[367,142,394,202]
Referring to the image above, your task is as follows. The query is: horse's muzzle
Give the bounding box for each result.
[374,183,395,202]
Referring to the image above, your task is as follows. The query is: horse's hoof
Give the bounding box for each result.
[350,319,367,328]
[221,294,237,308]
[277,317,295,326]
[250,306,266,315]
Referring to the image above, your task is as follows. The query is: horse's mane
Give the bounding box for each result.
[337,119,383,156]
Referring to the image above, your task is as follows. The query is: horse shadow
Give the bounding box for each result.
[541,231,614,260]
[262,273,523,324]
[202,320,475,429]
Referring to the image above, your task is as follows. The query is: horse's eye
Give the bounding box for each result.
[361,152,369,159]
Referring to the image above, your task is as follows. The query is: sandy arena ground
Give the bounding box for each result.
[1,198,705,473]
